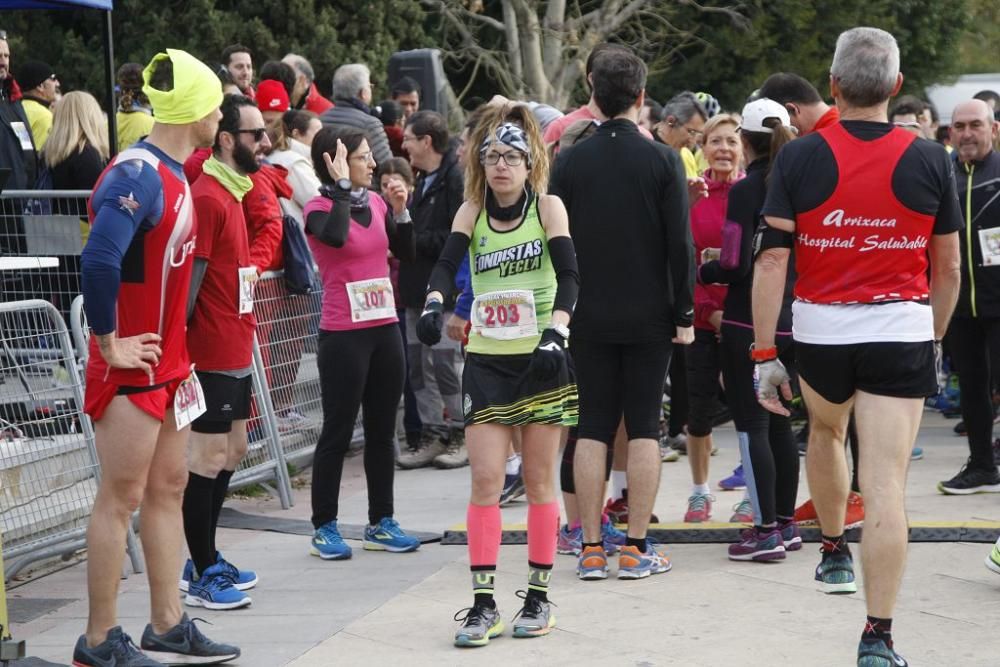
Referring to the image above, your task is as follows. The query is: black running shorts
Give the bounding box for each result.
[795,340,937,405]
[191,371,253,434]
[462,353,578,427]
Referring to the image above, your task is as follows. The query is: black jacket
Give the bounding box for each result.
[0,78,38,191]
[398,149,464,308]
[954,149,1000,319]
[319,98,392,169]
[550,119,694,343]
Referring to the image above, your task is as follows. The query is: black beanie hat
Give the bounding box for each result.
[19,60,55,91]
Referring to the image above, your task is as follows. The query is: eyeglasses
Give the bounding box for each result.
[235,128,267,141]
[482,151,526,167]
[350,151,375,164]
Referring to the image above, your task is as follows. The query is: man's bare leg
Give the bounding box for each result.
[624,438,661,539]
[854,391,921,617]
[142,407,189,635]
[574,438,609,544]
[85,398,161,646]
[800,379,853,536]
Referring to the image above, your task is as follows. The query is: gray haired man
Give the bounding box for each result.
[752,27,961,666]
[318,63,391,166]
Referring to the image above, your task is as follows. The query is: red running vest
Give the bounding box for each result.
[86,147,197,386]
[794,123,934,305]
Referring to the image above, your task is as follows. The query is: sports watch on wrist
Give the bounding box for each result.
[749,344,778,362]
[550,323,570,340]
[336,178,352,191]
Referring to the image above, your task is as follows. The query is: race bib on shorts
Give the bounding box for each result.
[174,368,207,430]
[471,289,538,340]
[346,277,395,322]
[238,266,258,314]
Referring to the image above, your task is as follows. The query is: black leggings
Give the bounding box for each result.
[719,324,798,525]
[686,328,724,438]
[312,324,405,527]
[947,317,1000,472]
[668,342,689,437]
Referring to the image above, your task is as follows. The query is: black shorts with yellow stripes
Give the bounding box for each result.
[462,352,578,427]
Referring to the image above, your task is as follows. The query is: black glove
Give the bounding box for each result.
[528,328,568,381]
[416,300,444,346]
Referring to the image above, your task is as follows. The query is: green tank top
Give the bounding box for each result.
[466,197,557,355]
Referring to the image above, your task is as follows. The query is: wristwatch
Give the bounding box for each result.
[336,178,352,191]
[749,344,778,362]
[551,323,570,340]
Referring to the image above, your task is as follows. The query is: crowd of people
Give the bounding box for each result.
[0,25,999,667]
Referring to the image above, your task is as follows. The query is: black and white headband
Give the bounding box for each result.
[479,122,532,166]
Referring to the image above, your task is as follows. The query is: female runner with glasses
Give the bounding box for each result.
[416,104,580,647]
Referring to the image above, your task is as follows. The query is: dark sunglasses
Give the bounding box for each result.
[235,128,267,141]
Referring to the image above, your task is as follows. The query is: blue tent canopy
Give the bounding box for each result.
[1,1,112,9]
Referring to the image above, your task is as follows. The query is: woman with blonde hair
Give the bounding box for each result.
[416,104,580,647]
[43,90,109,190]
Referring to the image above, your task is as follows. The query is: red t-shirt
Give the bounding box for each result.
[187,173,256,370]
[543,104,653,147]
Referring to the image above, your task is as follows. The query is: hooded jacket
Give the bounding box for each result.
[690,169,743,330]
[954,149,1000,319]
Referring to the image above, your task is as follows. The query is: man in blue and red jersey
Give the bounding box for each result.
[178,94,271,612]
[752,28,961,666]
[73,50,240,667]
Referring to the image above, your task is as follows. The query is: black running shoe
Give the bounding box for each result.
[937,461,1000,495]
[857,637,908,666]
[73,627,164,666]
[953,420,966,435]
[140,614,240,665]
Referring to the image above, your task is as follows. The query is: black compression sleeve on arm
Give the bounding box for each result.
[548,235,579,316]
[427,232,471,300]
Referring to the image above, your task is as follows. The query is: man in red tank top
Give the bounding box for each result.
[73,50,240,667]
[751,28,961,667]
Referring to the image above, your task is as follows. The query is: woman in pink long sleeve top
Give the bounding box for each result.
[682,113,745,524]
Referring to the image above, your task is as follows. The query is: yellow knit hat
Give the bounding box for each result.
[143,49,223,125]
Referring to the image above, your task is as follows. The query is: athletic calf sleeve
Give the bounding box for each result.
[182,472,217,576]
[527,501,560,565]
[467,503,502,567]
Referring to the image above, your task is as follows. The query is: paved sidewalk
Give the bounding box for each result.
[7,411,1000,665]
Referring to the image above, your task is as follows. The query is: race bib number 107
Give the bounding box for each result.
[471,289,538,340]
[346,277,396,322]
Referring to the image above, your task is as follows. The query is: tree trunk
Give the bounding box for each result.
[513,0,551,102]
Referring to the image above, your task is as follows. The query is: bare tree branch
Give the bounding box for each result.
[500,0,524,86]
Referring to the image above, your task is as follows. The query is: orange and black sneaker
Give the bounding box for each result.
[576,545,609,581]
[618,542,672,580]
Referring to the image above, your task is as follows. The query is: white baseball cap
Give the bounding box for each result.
[740,98,795,134]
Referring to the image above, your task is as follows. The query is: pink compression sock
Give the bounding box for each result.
[467,503,502,566]
[527,501,560,565]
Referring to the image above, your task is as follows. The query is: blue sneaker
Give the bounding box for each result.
[184,562,252,610]
[363,517,421,552]
[910,446,924,461]
[857,637,908,666]
[216,551,258,591]
[718,464,747,491]
[557,523,582,556]
[311,520,353,560]
[815,549,858,594]
[179,552,257,593]
[73,627,163,666]
[618,542,672,579]
[601,514,627,554]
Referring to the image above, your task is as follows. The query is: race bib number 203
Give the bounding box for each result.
[471,289,538,340]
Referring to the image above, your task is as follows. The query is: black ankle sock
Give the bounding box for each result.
[821,533,848,554]
[210,469,234,555]
[625,537,646,551]
[182,473,217,575]
[863,616,893,648]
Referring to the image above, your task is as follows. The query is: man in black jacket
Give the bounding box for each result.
[397,110,468,470]
[0,35,38,256]
[319,63,392,168]
[550,47,695,581]
[939,98,1000,495]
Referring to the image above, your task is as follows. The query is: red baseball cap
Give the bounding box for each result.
[256,79,289,112]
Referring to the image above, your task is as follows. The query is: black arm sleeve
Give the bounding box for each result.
[548,235,579,316]
[386,211,415,262]
[426,231,471,299]
[305,190,352,247]
[186,257,208,322]
[662,153,695,327]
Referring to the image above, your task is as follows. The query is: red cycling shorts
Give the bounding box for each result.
[84,374,184,423]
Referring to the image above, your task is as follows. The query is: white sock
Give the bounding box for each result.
[505,454,521,475]
[610,470,628,500]
[692,483,710,496]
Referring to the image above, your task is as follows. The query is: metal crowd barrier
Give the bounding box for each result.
[0,300,141,579]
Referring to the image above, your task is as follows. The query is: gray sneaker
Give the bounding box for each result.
[454,602,505,647]
[397,431,447,469]
[511,591,556,638]
[73,627,164,666]
[434,428,469,469]
[140,613,240,665]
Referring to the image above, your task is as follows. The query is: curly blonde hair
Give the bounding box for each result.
[464,103,549,208]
